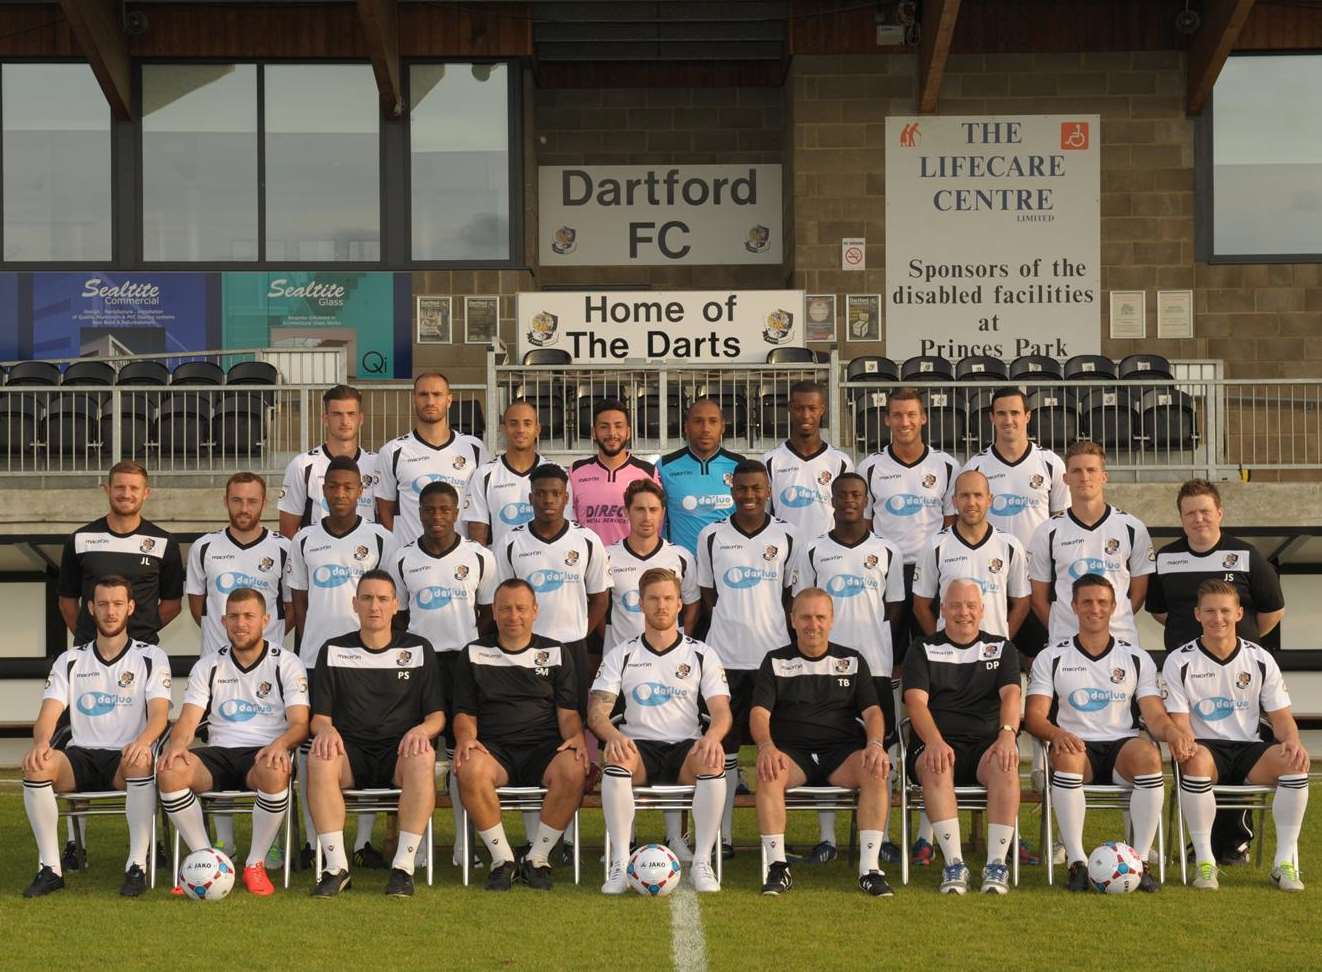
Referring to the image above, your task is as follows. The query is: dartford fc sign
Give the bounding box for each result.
[539,165,783,266]
[516,290,804,363]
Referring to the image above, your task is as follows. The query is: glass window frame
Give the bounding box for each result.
[1196,51,1322,265]
[0,58,117,269]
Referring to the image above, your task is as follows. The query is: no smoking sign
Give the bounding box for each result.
[841,237,866,271]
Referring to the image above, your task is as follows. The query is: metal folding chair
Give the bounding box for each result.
[897,721,1019,887]
[170,790,295,890]
[1170,757,1281,884]
[1037,738,1166,885]
[758,786,860,882]
[461,786,581,886]
[55,790,158,889]
[602,784,723,884]
[313,789,435,886]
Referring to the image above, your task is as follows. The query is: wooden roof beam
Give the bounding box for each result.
[56,0,132,120]
[1187,0,1257,115]
[357,0,402,117]
[917,0,961,113]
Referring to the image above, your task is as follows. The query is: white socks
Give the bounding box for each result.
[859,828,883,875]
[297,748,315,847]
[818,811,836,847]
[1274,774,1309,868]
[447,754,467,863]
[522,811,541,844]
[601,766,635,868]
[761,832,786,865]
[722,754,739,845]
[1051,770,1087,864]
[249,789,289,867]
[125,777,156,871]
[1128,773,1164,862]
[529,823,564,867]
[987,823,1014,866]
[24,779,61,875]
[319,830,349,873]
[392,830,423,875]
[932,817,962,865]
[480,823,513,867]
[354,813,377,851]
[918,812,934,844]
[160,788,210,853]
[693,774,726,866]
[665,810,686,846]
[1181,775,1216,864]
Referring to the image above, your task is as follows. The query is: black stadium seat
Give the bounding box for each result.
[0,395,39,458]
[6,360,60,387]
[116,360,170,386]
[156,393,211,456]
[1010,355,1063,380]
[1078,387,1138,451]
[846,356,899,384]
[1063,355,1117,381]
[901,355,954,382]
[226,360,279,386]
[966,387,996,447]
[449,400,486,439]
[955,355,1008,382]
[1027,389,1079,452]
[765,347,825,364]
[44,396,104,456]
[1139,388,1197,449]
[62,360,115,387]
[522,349,572,366]
[172,360,225,385]
[853,391,891,453]
[211,394,264,457]
[1119,353,1174,381]
[922,390,967,452]
[113,362,166,458]
[637,387,685,440]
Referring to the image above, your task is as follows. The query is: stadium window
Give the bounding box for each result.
[141,64,259,262]
[409,62,514,262]
[1,63,112,262]
[1206,54,1322,260]
[264,63,380,262]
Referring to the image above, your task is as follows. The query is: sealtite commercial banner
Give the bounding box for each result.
[539,165,783,266]
[884,115,1101,360]
[516,290,804,363]
[30,272,213,358]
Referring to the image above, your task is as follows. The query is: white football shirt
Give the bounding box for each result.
[43,640,172,750]
[1028,637,1159,744]
[393,536,498,652]
[497,521,611,643]
[791,531,904,677]
[1162,638,1290,743]
[592,633,728,743]
[604,538,700,651]
[375,430,490,547]
[912,524,1031,638]
[460,453,570,551]
[286,516,399,667]
[182,642,310,749]
[763,441,854,542]
[957,443,1070,547]
[186,527,290,655]
[857,445,958,564]
[278,445,379,528]
[697,515,798,671]
[1028,506,1155,645]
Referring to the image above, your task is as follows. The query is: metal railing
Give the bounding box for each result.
[0,347,347,385]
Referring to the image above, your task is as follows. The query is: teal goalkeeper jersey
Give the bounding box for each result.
[658,446,745,554]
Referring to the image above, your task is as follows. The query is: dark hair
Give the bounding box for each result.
[832,471,868,493]
[504,399,538,419]
[414,372,450,389]
[530,463,569,485]
[732,459,769,480]
[108,460,149,483]
[324,456,362,478]
[886,387,924,411]
[225,587,265,609]
[495,577,536,600]
[92,575,134,599]
[991,386,1029,410]
[1196,578,1240,605]
[789,380,825,400]
[1071,574,1115,600]
[1178,479,1222,512]
[322,384,362,406]
[592,397,630,423]
[226,471,267,496]
[686,398,723,419]
[357,569,396,593]
[625,478,665,508]
[419,481,459,505]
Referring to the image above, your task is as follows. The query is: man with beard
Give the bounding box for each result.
[569,398,660,548]
[376,373,489,547]
[22,577,171,897]
[659,399,744,556]
[464,399,570,550]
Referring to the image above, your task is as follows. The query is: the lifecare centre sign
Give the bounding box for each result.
[885,116,1100,360]
[539,165,783,266]
[516,290,804,363]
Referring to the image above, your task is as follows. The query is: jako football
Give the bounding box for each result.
[180,848,236,901]
[1087,841,1143,893]
[626,843,682,896]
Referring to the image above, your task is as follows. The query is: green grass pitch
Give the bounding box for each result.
[1,768,1318,971]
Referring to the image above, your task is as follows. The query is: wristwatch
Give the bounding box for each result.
[999,724,1017,736]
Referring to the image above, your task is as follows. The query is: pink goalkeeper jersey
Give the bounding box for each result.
[568,454,660,547]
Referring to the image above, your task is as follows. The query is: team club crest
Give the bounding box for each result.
[1223,554,1239,569]
[980,643,1000,659]
[763,309,793,346]
[817,470,833,486]
[256,681,272,699]
[452,456,467,471]
[723,473,734,487]
[1105,538,1121,555]
[922,473,937,489]
[1236,671,1252,689]
[988,558,1004,574]
[528,311,559,347]
[454,565,470,580]
[118,671,136,687]
[864,554,879,570]
[832,658,851,675]
[763,545,779,562]
[551,226,576,255]
[396,650,413,666]
[258,557,274,572]
[1110,668,1126,685]
[1029,474,1045,490]
[675,663,692,680]
[564,550,580,567]
[535,650,551,666]
[353,545,370,561]
[745,225,770,254]
[140,538,156,553]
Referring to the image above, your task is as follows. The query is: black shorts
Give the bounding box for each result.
[1013,613,1049,661]
[194,746,262,792]
[722,668,757,755]
[485,738,565,789]
[906,734,997,788]
[438,650,461,749]
[636,739,693,784]
[1082,739,1131,785]
[895,564,919,666]
[1200,739,1274,786]
[782,743,860,787]
[875,676,898,750]
[564,638,594,720]
[64,746,122,792]
[344,737,402,790]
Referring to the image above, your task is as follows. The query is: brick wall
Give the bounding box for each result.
[789,51,1322,379]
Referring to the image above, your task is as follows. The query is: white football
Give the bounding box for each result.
[626,843,682,897]
[180,847,236,901]
[1087,841,1143,893]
